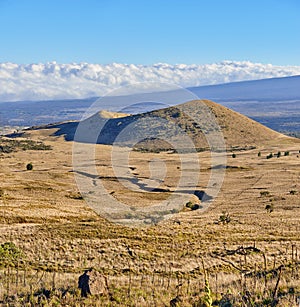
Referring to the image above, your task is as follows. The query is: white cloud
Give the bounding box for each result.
[0,61,300,102]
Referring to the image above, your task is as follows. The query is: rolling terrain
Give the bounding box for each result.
[0,100,300,306]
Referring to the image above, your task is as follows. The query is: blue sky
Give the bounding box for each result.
[0,0,299,65]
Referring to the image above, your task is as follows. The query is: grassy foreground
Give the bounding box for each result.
[0,218,299,306]
[0,131,300,306]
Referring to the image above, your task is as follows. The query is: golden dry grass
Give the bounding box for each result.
[0,105,300,305]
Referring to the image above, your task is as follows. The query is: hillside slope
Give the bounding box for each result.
[23,99,292,152]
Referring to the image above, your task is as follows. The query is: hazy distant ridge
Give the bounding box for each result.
[190,75,300,101]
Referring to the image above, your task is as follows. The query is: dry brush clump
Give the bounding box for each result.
[0,137,52,153]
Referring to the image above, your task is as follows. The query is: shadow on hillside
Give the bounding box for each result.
[39,122,79,141]
[30,116,139,144]
[7,122,80,141]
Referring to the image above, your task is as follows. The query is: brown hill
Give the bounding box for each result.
[22,99,291,151]
[134,99,284,151]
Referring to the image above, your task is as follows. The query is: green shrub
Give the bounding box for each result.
[276,151,281,158]
[260,191,270,197]
[284,151,289,156]
[219,211,231,224]
[26,163,33,170]
[0,242,23,267]
[186,201,193,208]
[258,151,261,157]
[266,153,273,159]
[186,202,200,211]
[172,111,181,118]
[265,204,274,213]
[232,153,236,158]
[0,137,52,153]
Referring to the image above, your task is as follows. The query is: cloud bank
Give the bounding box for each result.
[0,61,300,102]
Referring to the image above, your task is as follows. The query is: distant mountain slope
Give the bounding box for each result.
[24,99,288,151]
[189,75,300,101]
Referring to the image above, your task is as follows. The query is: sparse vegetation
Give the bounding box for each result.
[218,211,231,224]
[26,162,33,170]
[171,110,181,118]
[231,153,236,158]
[0,137,52,153]
[265,203,274,213]
[0,242,23,267]
[185,201,200,211]
[260,191,270,197]
[266,153,273,159]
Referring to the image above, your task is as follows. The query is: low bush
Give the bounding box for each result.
[266,153,273,159]
[26,162,33,170]
[265,204,274,213]
[218,211,231,224]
